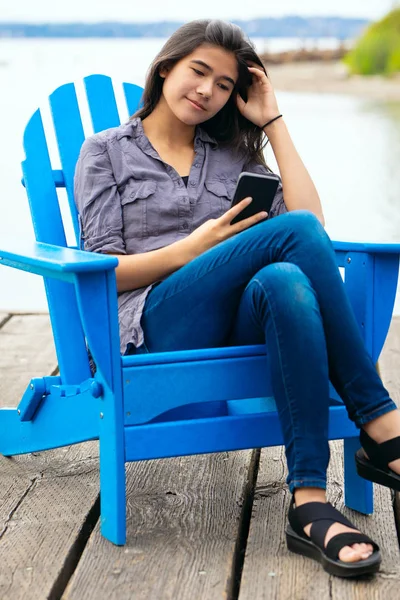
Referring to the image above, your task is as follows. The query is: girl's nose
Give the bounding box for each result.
[197,82,212,98]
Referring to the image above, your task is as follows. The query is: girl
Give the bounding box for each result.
[74,19,400,577]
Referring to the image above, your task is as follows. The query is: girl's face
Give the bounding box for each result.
[159,44,239,125]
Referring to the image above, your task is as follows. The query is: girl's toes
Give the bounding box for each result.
[339,544,373,562]
[339,546,358,562]
[353,542,372,554]
[359,543,373,558]
[339,543,373,562]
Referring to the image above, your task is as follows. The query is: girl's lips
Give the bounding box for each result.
[187,98,205,110]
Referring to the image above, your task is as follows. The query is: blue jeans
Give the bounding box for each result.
[130,210,396,493]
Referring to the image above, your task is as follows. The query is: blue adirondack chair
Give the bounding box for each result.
[0,75,399,545]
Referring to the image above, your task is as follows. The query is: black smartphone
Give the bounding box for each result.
[230,172,280,225]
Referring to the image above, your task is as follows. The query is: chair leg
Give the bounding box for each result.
[99,424,126,545]
[343,436,373,514]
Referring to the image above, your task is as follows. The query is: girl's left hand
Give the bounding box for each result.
[235,61,281,128]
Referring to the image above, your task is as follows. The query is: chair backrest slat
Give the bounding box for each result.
[50,82,86,244]
[84,74,121,132]
[22,110,91,383]
[123,82,145,117]
[21,76,146,383]
[23,110,67,247]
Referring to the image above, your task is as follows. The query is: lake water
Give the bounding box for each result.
[0,38,400,314]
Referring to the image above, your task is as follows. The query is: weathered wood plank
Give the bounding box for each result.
[0,314,100,600]
[239,317,400,599]
[0,315,57,408]
[380,318,400,568]
[239,445,328,600]
[63,450,257,600]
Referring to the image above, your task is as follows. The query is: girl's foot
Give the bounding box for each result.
[287,489,381,577]
[361,409,400,475]
[294,488,374,562]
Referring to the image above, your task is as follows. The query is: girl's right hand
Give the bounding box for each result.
[184,197,268,259]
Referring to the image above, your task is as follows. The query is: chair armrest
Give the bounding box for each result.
[332,240,400,255]
[0,239,121,389]
[0,240,118,280]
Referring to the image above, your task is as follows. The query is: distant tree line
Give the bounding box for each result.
[0,17,369,39]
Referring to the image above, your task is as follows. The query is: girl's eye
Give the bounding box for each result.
[191,68,229,91]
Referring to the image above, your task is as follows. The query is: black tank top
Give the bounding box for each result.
[182,176,189,187]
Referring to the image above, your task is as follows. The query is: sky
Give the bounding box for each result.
[0,0,397,22]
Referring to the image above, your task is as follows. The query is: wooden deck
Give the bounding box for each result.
[0,312,399,599]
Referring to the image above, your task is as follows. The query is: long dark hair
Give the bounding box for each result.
[130,19,271,169]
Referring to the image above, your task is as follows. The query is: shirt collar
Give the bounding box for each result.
[118,116,218,148]
[195,125,218,148]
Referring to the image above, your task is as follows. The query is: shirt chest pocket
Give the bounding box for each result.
[203,179,235,219]
[121,179,159,239]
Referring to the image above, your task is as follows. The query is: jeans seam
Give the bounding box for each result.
[251,276,301,473]
[341,373,360,416]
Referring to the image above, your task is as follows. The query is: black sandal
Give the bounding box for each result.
[355,428,400,491]
[286,497,381,577]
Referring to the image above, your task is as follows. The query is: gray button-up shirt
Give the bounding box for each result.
[74,117,287,354]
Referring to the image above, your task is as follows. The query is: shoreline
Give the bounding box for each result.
[265,60,400,101]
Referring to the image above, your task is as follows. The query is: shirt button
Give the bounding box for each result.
[190,181,196,187]
[182,221,188,229]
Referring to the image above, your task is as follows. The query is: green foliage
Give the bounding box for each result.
[343,8,400,75]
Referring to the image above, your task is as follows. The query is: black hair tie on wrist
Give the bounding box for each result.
[261,114,283,130]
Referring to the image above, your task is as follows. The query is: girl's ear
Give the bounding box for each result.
[159,64,171,79]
